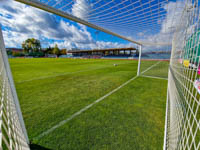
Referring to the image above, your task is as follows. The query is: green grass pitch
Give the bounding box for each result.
[9,58,168,150]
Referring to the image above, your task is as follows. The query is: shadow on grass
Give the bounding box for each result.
[30,144,53,150]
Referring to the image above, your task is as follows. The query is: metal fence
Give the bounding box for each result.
[164,0,200,149]
[0,27,30,149]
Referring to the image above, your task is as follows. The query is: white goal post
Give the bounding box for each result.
[0,27,30,149]
[0,0,199,149]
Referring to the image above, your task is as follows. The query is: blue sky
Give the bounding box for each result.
[0,0,135,50]
[0,0,186,51]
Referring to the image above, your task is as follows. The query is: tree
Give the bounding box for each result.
[22,38,41,53]
[60,49,67,55]
[7,50,12,56]
[45,46,53,54]
[53,44,60,56]
[12,51,24,57]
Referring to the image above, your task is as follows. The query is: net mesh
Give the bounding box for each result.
[166,0,200,149]
[15,0,173,46]
[1,0,200,149]
[40,0,168,39]
[0,28,29,149]
[139,47,170,79]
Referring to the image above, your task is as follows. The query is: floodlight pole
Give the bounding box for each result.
[137,45,142,76]
[0,26,29,144]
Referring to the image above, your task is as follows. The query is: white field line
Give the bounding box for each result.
[34,75,138,140]
[141,75,168,80]
[34,62,158,140]
[163,86,169,150]
[17,62,133,83]
[17,68,102,83]
[141,61,161,75]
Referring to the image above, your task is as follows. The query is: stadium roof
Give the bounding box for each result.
[68,47,136,53]
[15,0,178,46]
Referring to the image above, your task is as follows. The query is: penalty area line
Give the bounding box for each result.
[34,75,138,140]
[141,61,161,75]
[141,75,168,80]
[33,62,158,140]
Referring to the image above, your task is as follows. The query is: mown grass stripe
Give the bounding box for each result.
[34,62,159,140]
[34,75,138,140]
[17,61,134,83]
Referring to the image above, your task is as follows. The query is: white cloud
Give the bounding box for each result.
[0,0,130,50]
[51,40,135,50]
[137,1,187,52]
[71,0,91,20]
[3,0,188,51]
[0,0,90,47]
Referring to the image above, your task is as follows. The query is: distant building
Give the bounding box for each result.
[68,47,137,57]
[71,48,80,51]
[6,48,23,53]
[45,54,57,58]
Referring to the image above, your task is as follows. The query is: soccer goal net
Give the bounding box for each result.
[0,28,30,149]
[1,0,200,149]
[164,1,200,149]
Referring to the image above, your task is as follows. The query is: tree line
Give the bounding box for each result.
[8,38,67,57]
